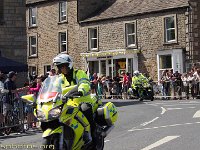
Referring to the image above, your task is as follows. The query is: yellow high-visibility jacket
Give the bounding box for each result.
[61,69,91,96]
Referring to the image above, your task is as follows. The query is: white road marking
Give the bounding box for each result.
[180,101,200,103]
[164,104,199,107]
[167,107,195,110]
[161,107,167,115]
[128,121,200,132]
[104,140,110,143]
[141,117,159,126]
[193,110,200,118]
[141,136,180,150]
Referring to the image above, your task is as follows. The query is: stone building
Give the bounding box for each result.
[0,0,26,64]
[0,0,27,86]
[26,0,200,80]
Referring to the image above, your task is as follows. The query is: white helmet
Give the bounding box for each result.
[134,70,140,76]
[53,53,73,69]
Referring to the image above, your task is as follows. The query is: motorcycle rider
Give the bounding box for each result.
[132,70,149,100]
[53,53,93,144]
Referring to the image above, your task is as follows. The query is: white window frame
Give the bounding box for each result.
[59,1,67,22]
[157,49,183,80]
[29,35,37,57]
[29,7,37,27]
[125,22,136,48]
[44,65,51,74]
[88,27,98,51]
[29,66,37,75]
[164,15,177,43]
[59,31,67,53]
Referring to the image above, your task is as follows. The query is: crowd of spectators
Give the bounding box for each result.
[89,72,132,99]
[159,64,200,100]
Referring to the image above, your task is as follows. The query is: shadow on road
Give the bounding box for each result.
[102,99,152,107]
[0,129,42,140]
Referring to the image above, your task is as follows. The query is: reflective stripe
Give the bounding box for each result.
[79,78,90,83]
[79,80,91,85]
[79,88,90,96]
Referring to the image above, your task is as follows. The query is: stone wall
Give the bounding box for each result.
[189,0,200,64]
[0,0,27,87]
[0,0,26,63]
[27,0,83,75]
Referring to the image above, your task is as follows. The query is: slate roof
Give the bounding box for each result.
[82,0,189,22]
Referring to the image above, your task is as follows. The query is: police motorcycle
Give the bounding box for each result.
[128,78,154,101]
[21,75,118,150]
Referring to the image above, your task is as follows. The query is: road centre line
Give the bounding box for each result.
[104,140,110,143]
[161,107,166,115]
[167,107,195,110]
[128,121,200,132]
[164,104,199,107]
[141,117,159,126]
[193,110,200,118]
[140,136,180,150]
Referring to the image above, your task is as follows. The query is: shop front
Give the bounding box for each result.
[81,49,139,78]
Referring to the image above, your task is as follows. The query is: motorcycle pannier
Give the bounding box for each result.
[96,102,118,126]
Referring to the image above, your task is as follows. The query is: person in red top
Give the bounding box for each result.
[121,71,128,99]
[29,76,42,97]
[27,76,42,127]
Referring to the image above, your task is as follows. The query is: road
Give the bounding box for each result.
[1,99,200,150]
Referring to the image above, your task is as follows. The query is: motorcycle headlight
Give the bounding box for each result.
[49,107,62,119]
[37,110,46,120]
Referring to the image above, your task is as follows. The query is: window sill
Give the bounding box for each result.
[58,21,68,25]
[163,41,178,45]
[87,49,99,52]
[28,55,38,59]
[126,45,137,49]
[28,25,38,29]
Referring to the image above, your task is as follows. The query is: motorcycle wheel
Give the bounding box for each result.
[151,96,154,101]
[42,134,60,150]
[93,135,104,150]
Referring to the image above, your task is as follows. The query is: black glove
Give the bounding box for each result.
[71,91,83,97]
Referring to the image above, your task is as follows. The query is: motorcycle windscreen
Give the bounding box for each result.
[37,75,63,102]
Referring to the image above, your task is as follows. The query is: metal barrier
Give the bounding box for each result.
[152,81,200,100]
[0,91,37,135]
[97,80,200,100]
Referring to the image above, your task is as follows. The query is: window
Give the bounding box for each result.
[0,0,4,24]
[29,66,37,76]
[88,27,98,50]
[44,65,51,74]
[59,32,67,52]
[125,22,136,47]
[29,36,37,56]
[59,2,67,22]
[29,7,37,26]
[164,16,176,42]
[159,55,172,79]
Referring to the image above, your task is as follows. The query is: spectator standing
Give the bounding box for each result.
[181,73,189,99]
[90,73,98,94]
[48,68,56,76]
[160,70,170,100]
[101,76,108,98]
[187,72,195,99]
[172,71,182,100]
[121,72,128,99]
[27,76,42,128]
[97,76,103,98]
[193,67,199,97]
[0,72,4,90]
